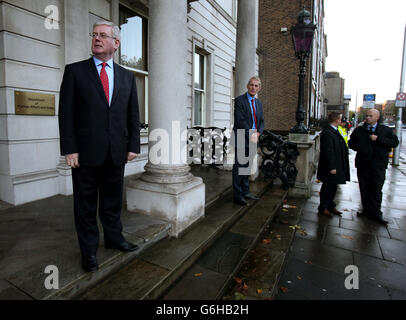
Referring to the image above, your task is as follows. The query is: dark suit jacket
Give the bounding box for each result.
[348,122,399,170]
[317,125,350,184]
[58,57,140,167]
[233,93,265,149]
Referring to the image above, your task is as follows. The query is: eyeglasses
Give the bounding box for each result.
[90,33,116,40]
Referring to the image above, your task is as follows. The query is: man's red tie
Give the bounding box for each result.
[251,99,258,129]
[100,62,109,104]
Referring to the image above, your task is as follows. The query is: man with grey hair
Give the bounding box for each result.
[232,76,265,205]
[59,21,140,272]
[348,108,399,225]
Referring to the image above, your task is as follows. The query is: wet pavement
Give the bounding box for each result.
[275,149,406,300]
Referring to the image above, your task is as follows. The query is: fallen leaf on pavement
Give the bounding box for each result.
[234,277,242,285]
[234,292,246,300]
[262,238,272,244]
[316,180,321,183]
[297,276,302,280]
[289,225,302,230]
[283,204,297,209]
[280,287,289,293]
[257,289,263,295]
[194,273,202,277]
[341,235,353,240]
[282,209,289,212]
[242,283,248,290]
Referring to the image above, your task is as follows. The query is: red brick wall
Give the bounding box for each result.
[258,0,313,131]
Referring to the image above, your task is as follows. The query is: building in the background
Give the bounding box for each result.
[382,100,396,122]
[0,0,260,235]
[324,71,345,114]
[258,0,327,131]
[343,95,351,120]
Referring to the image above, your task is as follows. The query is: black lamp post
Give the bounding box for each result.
[290,8,316,133]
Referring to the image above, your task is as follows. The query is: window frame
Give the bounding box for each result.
[118,3,149,130]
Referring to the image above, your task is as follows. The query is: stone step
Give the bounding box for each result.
[160,186,289,300]
[47,212,172,300]
[78,178,278,300]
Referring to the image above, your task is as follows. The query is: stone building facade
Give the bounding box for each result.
[0,0,262,236]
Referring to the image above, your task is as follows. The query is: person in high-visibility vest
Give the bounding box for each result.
[338,118,348,147]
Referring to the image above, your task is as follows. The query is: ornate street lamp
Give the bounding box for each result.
[290,8,316,133]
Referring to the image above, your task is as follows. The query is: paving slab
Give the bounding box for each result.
[294,220,327,242]
[378,237,406,265]
[387,228,406,242]
[289,237,353,275]
[353,253,406,293]
[340,218,390,238]
[275,257,391,300]
[300,211,340,227]
[0,280,33,300]
[324,226,383,259]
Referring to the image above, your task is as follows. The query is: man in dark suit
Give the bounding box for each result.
[348,109,399,225]
[317,112,350,217]
[59,21,140,272]
[232,76,265,205]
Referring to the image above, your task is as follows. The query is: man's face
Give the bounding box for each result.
[365,110,379,125]
[247,80,261,97]
[91,25,120,61]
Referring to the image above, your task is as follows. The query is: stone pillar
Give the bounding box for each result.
[235,0,260,181]
[126,0,205,237]
[235,0,258,96]
[288,133,321,198]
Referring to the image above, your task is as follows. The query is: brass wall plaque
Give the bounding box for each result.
[15,91,55,116]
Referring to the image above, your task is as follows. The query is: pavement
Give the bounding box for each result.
[274,149,406,300]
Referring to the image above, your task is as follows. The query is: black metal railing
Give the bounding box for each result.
[258,130,299,190]
[187,126,230,166]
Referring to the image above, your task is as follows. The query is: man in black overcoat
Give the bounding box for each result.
[348,109,399,225]
[317,112,350,217]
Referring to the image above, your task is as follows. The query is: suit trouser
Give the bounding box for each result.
[318,181,338,211]
[72,152,125,257]
[232,146,250,200]
[357,166,385,218]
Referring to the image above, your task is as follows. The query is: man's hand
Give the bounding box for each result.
[369,134,378,142]
[65,153,80,168]
[250,132,260,144]
[127,152,139,161]
[330,169,337,175]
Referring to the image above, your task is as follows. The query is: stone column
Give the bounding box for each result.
[126,0,205,238]
[235,0,260,180]
[235,0,258,96]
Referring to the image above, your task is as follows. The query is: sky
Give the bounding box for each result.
[324,0,406,110]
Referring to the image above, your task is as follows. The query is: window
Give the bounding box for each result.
[119,4,148,125]
[193,52,206,126]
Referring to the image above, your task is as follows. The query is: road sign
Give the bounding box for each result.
[395,92,406,107]
[363,94,376,108]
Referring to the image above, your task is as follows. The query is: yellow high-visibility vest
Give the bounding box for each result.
[338,125,348,147]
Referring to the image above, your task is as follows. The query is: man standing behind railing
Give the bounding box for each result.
[232,76,265,206]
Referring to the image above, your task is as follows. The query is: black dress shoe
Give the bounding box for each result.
[81,256,98,273]
[233,198,247,206]
[244,193,259,200]
[367,215,388,225]
[105,240,139,252]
